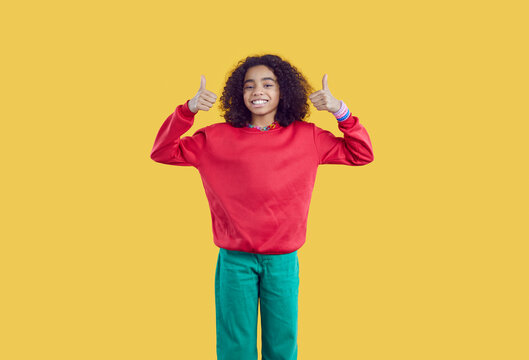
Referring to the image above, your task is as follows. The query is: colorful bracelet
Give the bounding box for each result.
[333,100,350,122]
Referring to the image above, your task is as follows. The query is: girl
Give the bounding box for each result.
[150,54,374,360]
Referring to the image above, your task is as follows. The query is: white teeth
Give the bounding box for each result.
[252,100,268,104]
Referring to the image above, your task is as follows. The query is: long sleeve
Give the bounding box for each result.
[313,113,374,165]
[150,100,206,168]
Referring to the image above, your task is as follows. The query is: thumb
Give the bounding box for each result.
[199,75,206,90]
[322,74,329,91]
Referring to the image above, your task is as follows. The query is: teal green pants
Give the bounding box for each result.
[215,248,300,360]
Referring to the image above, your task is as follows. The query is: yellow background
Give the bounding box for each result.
[1,0,528,359]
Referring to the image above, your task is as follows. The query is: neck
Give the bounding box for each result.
[251,114,276,127]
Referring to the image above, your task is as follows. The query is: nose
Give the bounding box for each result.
[252,90,263,97]
[252,85,264,96]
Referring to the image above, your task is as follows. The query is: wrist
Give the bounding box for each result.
[329,100,341,113]
[187,99,198,114]
[332,100,350,121]
[181,100,198,118]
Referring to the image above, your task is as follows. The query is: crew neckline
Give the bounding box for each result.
[238,123,285,133]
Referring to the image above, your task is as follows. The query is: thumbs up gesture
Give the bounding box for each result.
[188,75,218,113]
[309,74,341,113]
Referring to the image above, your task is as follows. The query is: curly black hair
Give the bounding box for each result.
[219,54,314,128]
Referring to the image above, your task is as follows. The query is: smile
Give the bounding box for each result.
[251,100,268,105]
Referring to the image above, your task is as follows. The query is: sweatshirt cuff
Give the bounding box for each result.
[179,100,197,118]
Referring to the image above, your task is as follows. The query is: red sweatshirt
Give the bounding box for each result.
[151,100,374,254]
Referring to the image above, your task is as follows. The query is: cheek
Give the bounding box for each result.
[243,96,251,108]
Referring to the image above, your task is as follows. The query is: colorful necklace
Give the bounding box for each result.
[247,120,280,131]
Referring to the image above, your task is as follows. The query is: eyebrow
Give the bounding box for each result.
[244,77,276,84]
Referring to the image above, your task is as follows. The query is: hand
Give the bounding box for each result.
[309,74,341,113]
[188,75,217,113]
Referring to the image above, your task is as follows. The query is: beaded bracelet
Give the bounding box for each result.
[333,100,350,122]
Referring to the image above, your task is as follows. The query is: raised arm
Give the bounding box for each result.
[309,74,374,166]
[313,112,374,165]
[150,100,206,167]
[150,75,217,168]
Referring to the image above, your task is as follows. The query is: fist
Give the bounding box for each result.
[309,74,341,113]
[188,75,217,113]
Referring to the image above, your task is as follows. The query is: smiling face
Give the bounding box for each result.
[243,65,281,125]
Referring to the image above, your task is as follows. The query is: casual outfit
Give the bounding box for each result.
[150,99,374,359]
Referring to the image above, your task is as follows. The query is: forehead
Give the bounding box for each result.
[244,65,276,80]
